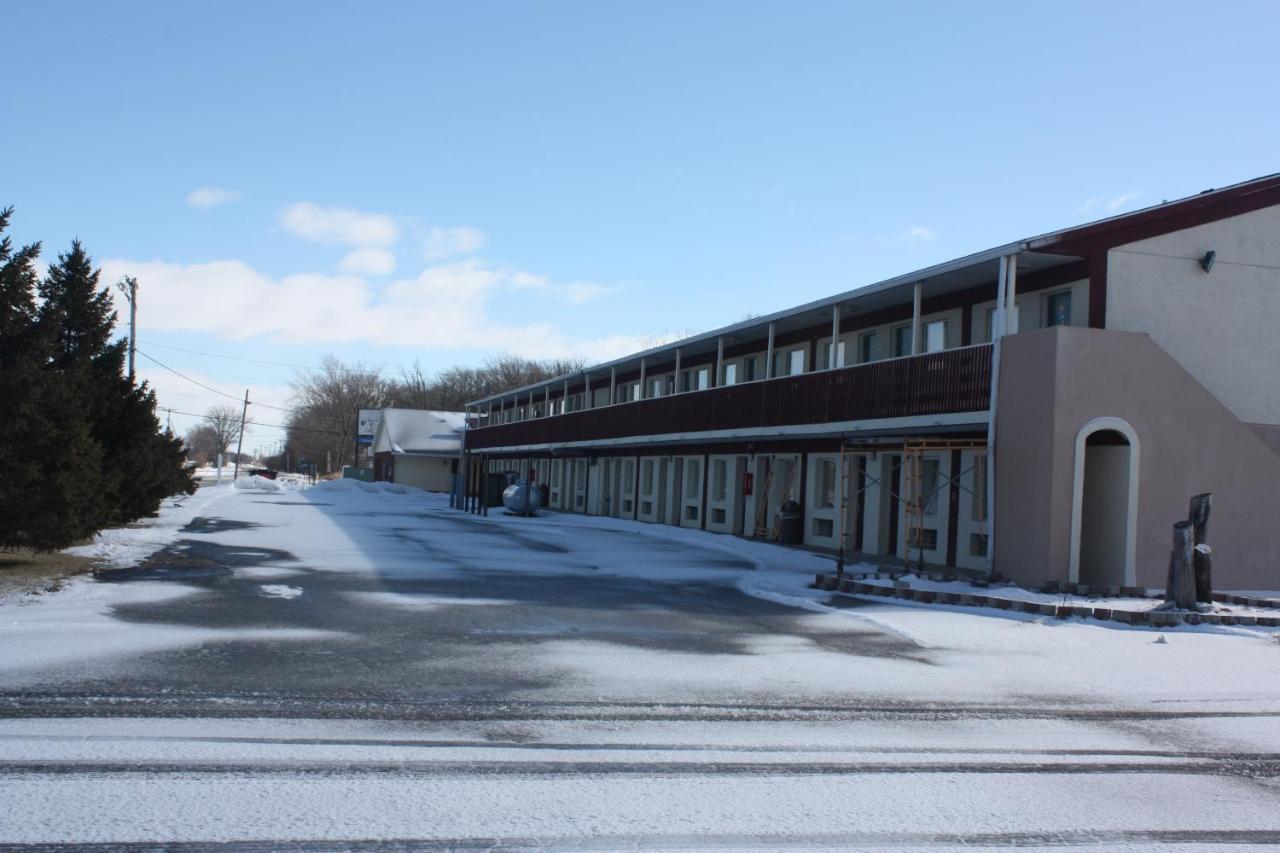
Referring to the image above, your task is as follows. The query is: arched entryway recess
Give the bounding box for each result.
[1069,417,1139,587]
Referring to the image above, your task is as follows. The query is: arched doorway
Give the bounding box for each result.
[1070,417,1139,587]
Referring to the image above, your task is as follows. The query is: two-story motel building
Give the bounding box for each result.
[461,174,1280,591]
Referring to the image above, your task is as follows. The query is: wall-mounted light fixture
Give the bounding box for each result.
[1200,250,1216,274]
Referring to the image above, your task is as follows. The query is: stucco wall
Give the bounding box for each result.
[1106,205,1280,426]
[392,455,455,492]
[996,326,1280,590]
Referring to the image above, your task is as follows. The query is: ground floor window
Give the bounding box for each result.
[816,459,837,508]
[685,459,701,499]
[712,459,728,501]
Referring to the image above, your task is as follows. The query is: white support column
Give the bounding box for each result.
[674,348,682,393]
[639,357,647,398]
[1005,256,1019,335]
[993,256,1010,342]
[985,254,1013,575]
[584,372,591,409]
[545,384,550,417]
[829,305,840,369]
[911,282,923,355]
[715,337,724,387]
[765,322,775,379]
[563,379,569,413]
[610,366,617,404]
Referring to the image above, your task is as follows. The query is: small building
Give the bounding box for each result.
[371,409,465,492]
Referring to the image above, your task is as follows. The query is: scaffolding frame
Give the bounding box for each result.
[835,437,987,575]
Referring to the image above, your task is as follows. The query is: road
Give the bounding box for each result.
[2,482,1279,849]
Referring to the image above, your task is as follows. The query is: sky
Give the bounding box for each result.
[3,1,1278,454]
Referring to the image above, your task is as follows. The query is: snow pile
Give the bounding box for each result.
[233,475,284,494]
[312,479,419,496]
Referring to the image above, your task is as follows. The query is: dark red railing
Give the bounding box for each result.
[465,344,992,450]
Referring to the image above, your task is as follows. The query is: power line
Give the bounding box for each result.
[160,406,349,437]
[137,349,309,416]
[135,339,431,376]
[136,350,245,403]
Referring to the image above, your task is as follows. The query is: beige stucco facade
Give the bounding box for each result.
[1106,205,1280,427]
[390,455,456,492]
[996,325,1280,591]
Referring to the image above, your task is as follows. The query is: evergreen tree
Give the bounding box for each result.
[0,210,103,549]
[37,239,193,531]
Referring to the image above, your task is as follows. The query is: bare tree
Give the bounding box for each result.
[387,354,586,413]
[202,405,244,459]
[287,356,391,474]
[183,424,220,466]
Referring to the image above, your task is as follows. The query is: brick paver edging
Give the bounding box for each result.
[811,573,1280,628]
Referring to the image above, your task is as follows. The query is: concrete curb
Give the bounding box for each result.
[811,572,1280,628]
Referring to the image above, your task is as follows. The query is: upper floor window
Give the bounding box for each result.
[1046,290,1072,327]
[893,325,913,358]
[695,367,709,390]
[859,331,879,363]
[743,356,757,382]
[723,362,737,385]
[924,320,947,353]
[773,348,805,377]
[821,340,846,369]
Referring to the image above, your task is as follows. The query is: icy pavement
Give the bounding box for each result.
[1,480,1279,847]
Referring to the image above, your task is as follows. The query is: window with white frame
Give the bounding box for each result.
[816,459,837,509]
[821,340,846,369]
[723,362,737,385]
[924,320,947,353]
[712,458,727,501]
[685,459,701,499]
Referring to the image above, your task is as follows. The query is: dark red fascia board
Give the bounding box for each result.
[1029,175,1280,328]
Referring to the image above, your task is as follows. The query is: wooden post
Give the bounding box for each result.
[1167,520,1196,609]
[1190,492,1213,603]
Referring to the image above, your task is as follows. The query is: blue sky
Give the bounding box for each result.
[3,1,1278,451]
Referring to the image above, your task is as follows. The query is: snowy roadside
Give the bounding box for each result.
[0,483,237,606]
[60,482,237,571]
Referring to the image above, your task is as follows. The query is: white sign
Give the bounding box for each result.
[357,409,383,438]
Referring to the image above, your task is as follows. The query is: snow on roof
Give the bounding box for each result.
[372,409,466,456]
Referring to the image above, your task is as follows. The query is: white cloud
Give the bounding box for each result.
[133,363,294,448]
[900,225,936,243]
[339,247,396,276]
[100,257,624,359]
[507,270,617,304]
[1107,190,1141,212]
[1076,190,1142,217]
[281,202,398,247]
[423,226,486,260]
[186,187,241,208]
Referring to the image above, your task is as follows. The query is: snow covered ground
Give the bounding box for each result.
[2,480,1278,847]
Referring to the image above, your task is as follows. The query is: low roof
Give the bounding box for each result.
[372,409,466,455]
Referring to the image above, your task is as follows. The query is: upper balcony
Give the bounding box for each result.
[464,344,992,451]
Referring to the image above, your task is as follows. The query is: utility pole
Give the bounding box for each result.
[231,389,249,482]
[115,276,138,381]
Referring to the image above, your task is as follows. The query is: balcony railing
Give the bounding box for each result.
[465,344,992,451]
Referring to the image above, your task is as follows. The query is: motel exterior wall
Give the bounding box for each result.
[1106,204,1280,428]
[996,325,1280,591]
